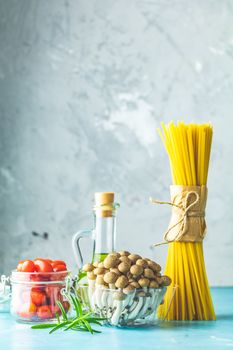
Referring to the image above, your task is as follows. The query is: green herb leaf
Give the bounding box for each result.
[69,293,82,317]
[49,321,69,334]
[86,317,106,322]
[31,324,56,329]
[63,312,92,331]
[86,319,102,326]
[90,329,102,334]
[56,300,68,321]
[32,293,105,335]
[82,319,93,334]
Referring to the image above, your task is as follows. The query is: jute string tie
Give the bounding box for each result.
[150,185,207,247]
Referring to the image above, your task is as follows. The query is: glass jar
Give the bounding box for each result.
[0,275,11,313]
[10,270,71,322]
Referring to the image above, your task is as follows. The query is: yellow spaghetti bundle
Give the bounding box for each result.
[157,122,216,320]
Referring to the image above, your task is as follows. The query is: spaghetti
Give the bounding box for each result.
[157,122,216,321]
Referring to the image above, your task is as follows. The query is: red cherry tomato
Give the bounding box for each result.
[34,259,53,273]
[51,305,62,317]
[34,258,50,263]
[44,259,53,264]
[62,301,70,312]
[31,289,47,306]
[21,260,35,273]
[17,260,25,272]
[30,273,45,282]
[53,264,67,272]
[18,302,37,318]
[37,305,52,319]
[45,285,60,297]
[51,260,66,268]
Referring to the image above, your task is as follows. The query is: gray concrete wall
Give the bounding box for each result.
[0,0,232,285]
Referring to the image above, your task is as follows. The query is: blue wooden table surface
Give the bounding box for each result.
[0,287,232,350]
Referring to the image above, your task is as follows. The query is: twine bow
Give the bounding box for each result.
[150,190,204,247]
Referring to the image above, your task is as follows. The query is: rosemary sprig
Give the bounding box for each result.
[31,291,105,334]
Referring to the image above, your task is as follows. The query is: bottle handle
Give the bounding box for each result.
[72,229,93,270]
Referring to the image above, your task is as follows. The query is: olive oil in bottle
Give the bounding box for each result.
[72,192,119,281]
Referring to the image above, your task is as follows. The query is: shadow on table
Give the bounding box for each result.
[151,314,233,329]
[104,313,232,332]
[215,314,233,321]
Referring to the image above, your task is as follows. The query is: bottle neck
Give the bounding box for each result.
[92,213,116,262]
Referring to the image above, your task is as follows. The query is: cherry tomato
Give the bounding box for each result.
[21,260,35,273]
[37,305,52,319]
[17,260,25,272]
[34,259,53,273]
[34,258,47,263]
[46,285,63,307]
[51,260,66,268]
[35,258,53,264]
[31,289,47,306]
[62,301,70,312]
[31,286,44,292]
[44,259,53,264]
[53,264,67,272]
[51,305,62,317]
[18,302,37,318]
[30,273,45,282]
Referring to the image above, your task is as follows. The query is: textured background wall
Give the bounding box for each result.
[0,0,232,285]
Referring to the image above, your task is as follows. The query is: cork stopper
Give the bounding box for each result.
[94,192,115,217]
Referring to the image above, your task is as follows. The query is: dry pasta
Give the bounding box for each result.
[157,122,216,320]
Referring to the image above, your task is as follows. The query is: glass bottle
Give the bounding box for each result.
[72,192,119,269]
